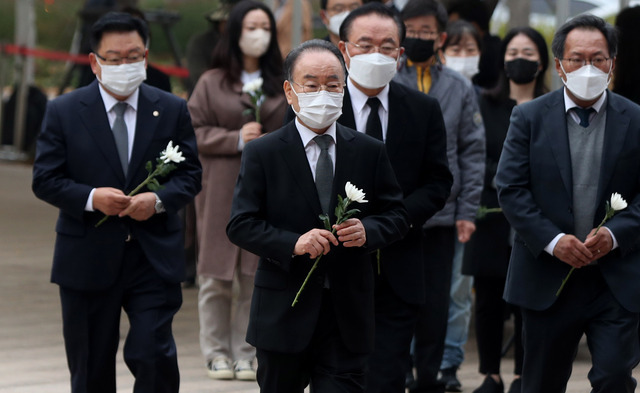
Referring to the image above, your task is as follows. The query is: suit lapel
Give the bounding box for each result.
[339,88,357,130]
[597,91,630,205]
[79,82,126,183]
[544,90,573,199]
[280,122,324,215]
[386,82,410,158]
[332,124,358,220]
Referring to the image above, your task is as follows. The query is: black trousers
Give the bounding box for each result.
[365,271,420,393]
[256,290,369,393]
[520,266,639,393]
[59,240,182,393]
[410,226,455,393]
[474,275,523,375]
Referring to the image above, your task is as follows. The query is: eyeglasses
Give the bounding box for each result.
[94,52,146,65]
[290,80,344,94]
[560,57,611,68]
[405,30,438,40]
[346,41,400,57]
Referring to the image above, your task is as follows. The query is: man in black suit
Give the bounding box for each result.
[496,15,640,393]
[32,12,202,393]
[226,39,409,393]
[335,4,453,392]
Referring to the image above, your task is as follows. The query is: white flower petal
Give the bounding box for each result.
[610,192,628,211]
[159,141,185,164]
[344,181,368,204]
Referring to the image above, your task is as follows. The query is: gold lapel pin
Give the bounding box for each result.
[153,110,159,117]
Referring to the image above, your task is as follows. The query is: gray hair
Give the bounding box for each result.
[283,39,346,82]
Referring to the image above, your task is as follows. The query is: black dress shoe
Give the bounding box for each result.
[507,378,521,393]
[438,367,462,392]
[472,375,504,393]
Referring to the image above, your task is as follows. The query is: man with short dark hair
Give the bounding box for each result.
[227,39,409,393]
[393,0,485,391]
[320,0,362,46]
[32,11,202,393]
[335,3,453,392]
[497,14,640,393]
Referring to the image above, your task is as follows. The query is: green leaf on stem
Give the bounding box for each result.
[319,214,331,231]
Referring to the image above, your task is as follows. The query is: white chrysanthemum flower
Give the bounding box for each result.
[242,77,263,93]
[160,141,186,164]
[610,192,628,211]
[345,181,368,204]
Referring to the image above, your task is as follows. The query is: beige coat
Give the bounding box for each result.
[188,68,287,280]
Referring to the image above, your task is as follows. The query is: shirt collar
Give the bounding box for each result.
[347,77,390,115]
[99,83,140,113]
[295,117,337,147]
[563,87,607,114]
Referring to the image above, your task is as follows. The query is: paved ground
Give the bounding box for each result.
[0,160,635,392]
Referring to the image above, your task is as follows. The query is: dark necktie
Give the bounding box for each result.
[313,134,334,214]
[112,102,129,175]
[366,97,383,141]
[574,107,595,128]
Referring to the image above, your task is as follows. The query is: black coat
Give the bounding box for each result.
[227,122,409,354]
[462,95,515,277]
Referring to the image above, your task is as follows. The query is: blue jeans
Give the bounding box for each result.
[440,238,473,370]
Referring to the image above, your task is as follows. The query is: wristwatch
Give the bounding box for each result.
[154,193,165,213]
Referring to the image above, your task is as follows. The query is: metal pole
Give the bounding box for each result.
[12,0,36,158]
[620,0,630,10]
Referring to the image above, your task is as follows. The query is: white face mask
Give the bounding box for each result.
[444,55,480,81]
[96,58,146,97]
[292,89,344,129]
[347,47,398,89]
[327,11,349,36]
[560,62,611,101]
[239,29,271,58]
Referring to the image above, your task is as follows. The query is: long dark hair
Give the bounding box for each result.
[211,0,283,96]
[485,27,549,102]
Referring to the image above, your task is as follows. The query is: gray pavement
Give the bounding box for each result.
[0,160,634,392]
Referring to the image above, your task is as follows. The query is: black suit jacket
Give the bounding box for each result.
[339,82,452,304]
[497,89,640,312]
[32,81,202,291]
[226,121,409,354]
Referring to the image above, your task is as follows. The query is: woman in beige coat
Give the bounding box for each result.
[187,0,287,382]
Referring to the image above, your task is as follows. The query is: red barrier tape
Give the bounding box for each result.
[1,43,190,78]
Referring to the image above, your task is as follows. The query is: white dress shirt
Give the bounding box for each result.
[347,77,390,141]
[295,118,337,180]
[85,85,140,211]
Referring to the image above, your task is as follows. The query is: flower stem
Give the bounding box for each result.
[291,254,322,307]
[292,227,339,307]
[94,166,162,227]
[555,267,575,296]
[556,219,607,296]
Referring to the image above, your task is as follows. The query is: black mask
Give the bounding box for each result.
[403,38,435,63]
[504,58,539,84]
